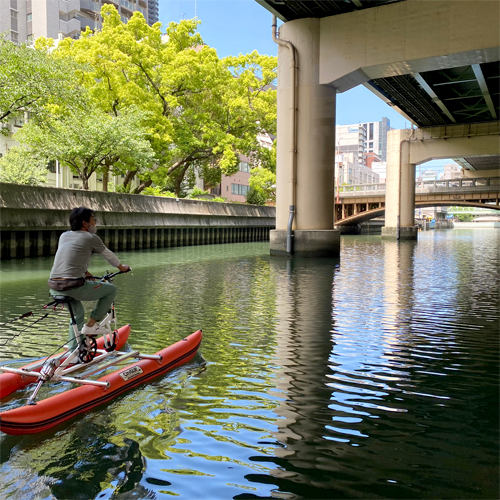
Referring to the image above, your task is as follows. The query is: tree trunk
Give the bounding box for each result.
[175,164,190,196]
[102,165,110,192]
[123,169,137,189]
[132,179,153,194]
[82,176,89,190]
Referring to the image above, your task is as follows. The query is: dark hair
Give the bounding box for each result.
[69,207,94,231]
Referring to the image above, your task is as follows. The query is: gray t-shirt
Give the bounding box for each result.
[50,231,120,279]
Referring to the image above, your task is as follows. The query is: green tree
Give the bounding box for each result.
[247,166,276,205]
[0,145,48,185]
[0,36,82,126]
[53,6,277,195]
[11,106,154,189]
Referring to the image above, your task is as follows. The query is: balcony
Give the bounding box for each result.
[120,0,136,13]
[80,0,98,12]
[59,0,80,15]
[77,16,95,31]
[59,17,81,35]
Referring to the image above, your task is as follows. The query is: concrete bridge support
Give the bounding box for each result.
[271,0,499,250]
[382,123,500,239]
[382,129,418,240]
[270,19,340,258]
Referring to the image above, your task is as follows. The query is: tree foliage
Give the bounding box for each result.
[246,141,276,204]
[52,6,277,195]
[0,145,48,185]
[0,36,82,126]
[248,166,276,205]
[10,106,154,189]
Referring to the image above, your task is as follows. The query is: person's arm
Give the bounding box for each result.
[91,236,130,271]
[102,248,130,272]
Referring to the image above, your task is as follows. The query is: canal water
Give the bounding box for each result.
[0,229,498,500]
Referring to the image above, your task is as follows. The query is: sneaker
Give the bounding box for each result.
[81,324,101,337]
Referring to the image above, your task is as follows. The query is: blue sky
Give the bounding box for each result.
[158,1,413,128]
[158,1,451,166]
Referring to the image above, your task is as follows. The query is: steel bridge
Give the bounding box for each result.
[335,177,500,225]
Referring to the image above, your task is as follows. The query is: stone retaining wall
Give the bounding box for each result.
[0,184,276,259]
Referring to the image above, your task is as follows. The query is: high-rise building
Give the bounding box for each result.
[360,117,391,162]
[336,124,367,167]
[371,161,387,183]
[441,162,461,180]
[148,0,158,25]
[335,118,391,175]
[0,0,157,44]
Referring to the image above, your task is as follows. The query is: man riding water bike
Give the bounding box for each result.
[48,207,130,348]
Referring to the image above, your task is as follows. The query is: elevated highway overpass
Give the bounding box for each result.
[255,0,500,256]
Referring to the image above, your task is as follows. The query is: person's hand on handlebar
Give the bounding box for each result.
[118,264,132,273]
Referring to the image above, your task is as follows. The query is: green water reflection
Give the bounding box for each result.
[0,232,499,499]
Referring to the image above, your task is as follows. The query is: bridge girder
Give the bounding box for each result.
[336,200,500,226]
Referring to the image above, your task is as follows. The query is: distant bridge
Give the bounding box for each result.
[335,177,500,226]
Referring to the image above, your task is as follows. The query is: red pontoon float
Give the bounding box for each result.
[0,328,202,435]
[0,271,202,435]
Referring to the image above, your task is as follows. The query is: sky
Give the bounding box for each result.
[158,0,452,166]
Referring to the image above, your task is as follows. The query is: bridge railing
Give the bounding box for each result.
[415,177,500,189]
[337,183,385,194]
[337,177,500,196]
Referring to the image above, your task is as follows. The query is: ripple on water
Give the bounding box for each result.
[0,235,499,499]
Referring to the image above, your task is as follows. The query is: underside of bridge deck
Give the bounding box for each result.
[257,0,499,251]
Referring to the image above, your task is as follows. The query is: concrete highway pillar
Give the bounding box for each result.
[270,18,340,257]
[382,129,418,240]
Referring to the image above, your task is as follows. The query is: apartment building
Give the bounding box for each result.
[201,133,275,203]
[335,152,379,186]
[336,118,391,168]
[441,162,461,180]
[336,124,367,168]
[0,0,158,44]
[360,117,391,162]
[371,161,387,183]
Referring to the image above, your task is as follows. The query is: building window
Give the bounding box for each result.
[27,13,32,21]
[11,9,17,18]
[47,160,56,173]
[231,183,249,196]
[369,123,374,140]
[239,161,250,173]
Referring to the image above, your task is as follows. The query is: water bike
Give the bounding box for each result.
[0,271,202,435]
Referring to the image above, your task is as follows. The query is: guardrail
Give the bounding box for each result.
[337,177,500,196]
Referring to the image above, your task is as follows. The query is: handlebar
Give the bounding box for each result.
[87,269,131,282]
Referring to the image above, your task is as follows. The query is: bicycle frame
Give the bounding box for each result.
[13,271,132,404]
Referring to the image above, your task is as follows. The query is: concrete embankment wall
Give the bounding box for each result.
[0,184,276,259]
